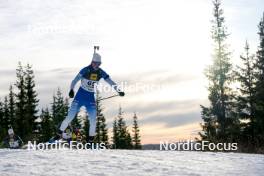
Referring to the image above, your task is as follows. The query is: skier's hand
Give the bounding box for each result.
[118,91,125,97]
[69,89,74,98]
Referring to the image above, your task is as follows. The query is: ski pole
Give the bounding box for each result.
[99,95,119,101]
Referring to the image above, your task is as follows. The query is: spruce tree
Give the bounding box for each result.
[83,113,90,142]
[100,114,109,146]
[94,91,108,145]
[235,41,257,146]
[8,85,16,128]
[39,108,55,142]
[72,113,82,129]
[255,12,264,146]
[200,0,237,143]
[52,88,69,128]
[0,100,5,140]
[24,64,39,136]
[132,113,142,149]
[125,132,133,149]
[114,106,133,149]
[14,62,28,140]
[3,97,10,129]
[95,115,101,143]
[112,118,118,148]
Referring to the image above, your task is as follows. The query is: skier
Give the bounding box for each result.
[3,128,23,149]
[62,127,73,143]
[53,49,125,143]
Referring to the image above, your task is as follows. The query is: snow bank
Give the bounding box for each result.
[0,149,263,176]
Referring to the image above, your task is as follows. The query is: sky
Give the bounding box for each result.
[0,0,264,144]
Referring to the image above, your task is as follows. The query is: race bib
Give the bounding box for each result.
[81,79,97,92]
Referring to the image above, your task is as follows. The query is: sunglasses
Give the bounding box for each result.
[92,62,101,66]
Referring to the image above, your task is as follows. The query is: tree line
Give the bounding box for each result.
[0,62,141,149]
[200,0,264,153]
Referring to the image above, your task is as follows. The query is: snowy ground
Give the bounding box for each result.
[0,149,263,176]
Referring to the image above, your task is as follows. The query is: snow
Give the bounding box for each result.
[0,149,263,176]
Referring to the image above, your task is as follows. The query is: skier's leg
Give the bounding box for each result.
[86,102,97,137]
[59,100,80,132]
[50,90,84,142]
[83,92,96,142]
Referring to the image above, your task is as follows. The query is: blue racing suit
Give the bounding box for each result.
[59,65,118,136]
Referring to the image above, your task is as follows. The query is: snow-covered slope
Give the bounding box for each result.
[0,149,263,176]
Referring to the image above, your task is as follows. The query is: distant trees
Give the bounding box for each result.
[200,0,264,152]
[0,86,16,140]
[14,62,39,141]
[111,107,142,149]
[39,88,69,142]
[112,106,132,149]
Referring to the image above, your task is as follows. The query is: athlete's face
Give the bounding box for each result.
[91,61,101,70]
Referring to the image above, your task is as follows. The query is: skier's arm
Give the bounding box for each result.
[70,73,82,90]
[105,77,125,96]
[101,69,125,96]
[105,77,118,91]
[69,73,82,98]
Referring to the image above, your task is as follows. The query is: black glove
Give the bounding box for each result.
[69,89,74,98]
[118,91,125,97]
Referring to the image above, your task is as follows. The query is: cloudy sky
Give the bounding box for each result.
[0,0,263,144]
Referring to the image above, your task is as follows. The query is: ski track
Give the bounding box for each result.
[0,149,263,176]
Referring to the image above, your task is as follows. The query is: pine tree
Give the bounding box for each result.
[100,114,109,146]
[72,113,82,129]
[126,132,133,149]
[255,12,264,146]
[14,62,28,140]
[0,100,5,140]
[95,115,101,143]
[83,113,90,142]
[94,91,108,145]
[112,118,118,148]
[51,88,69,128]
[116,107,126,148]
[132,113,142,149]
[8,85,16,128]
[200,0,237,143]
[114,106,133,149]
[39,108,55,142]
[24,64,39,136]
[235,41,257,146]
[3,97,10,129]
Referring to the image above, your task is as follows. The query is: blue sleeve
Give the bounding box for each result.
[100,69,110,79]
[79,67,88,77]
